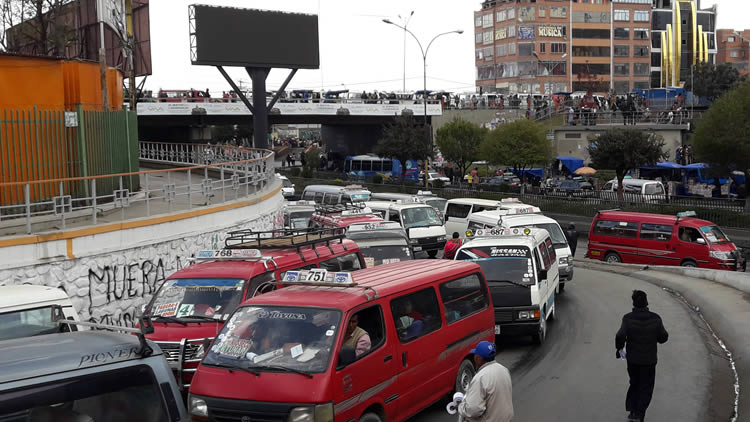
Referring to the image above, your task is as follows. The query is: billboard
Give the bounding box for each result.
[518,26,535,40]
[189,5,319,69]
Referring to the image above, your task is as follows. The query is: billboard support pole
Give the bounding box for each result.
[216,66,255,114]
[268,69,298,110]
[247,67,270,149]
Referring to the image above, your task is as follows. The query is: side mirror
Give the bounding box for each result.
[538,269,548,281]
[696,238,706,245]
[337,346,356,369]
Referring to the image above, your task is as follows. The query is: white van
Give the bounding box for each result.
[370,190,447,220]
[601,179,666,203]
[0,285,82,341]
[366,201,447,258]
[444,198,540,237]
[455,227,559,344]
[499,214,574,290]
[277,174,295,199]
[301,184,371,205]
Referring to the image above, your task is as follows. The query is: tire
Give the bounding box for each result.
[604,252,622,264]
[427,250,438,258]
[532,313,547,345]
[455,359,476,395]
[359,413,382,422]
[681,260,698,268]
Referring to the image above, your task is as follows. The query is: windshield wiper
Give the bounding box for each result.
[489,279,532,289]
[204,362,260,376]
[150,315,187,326]
[182,315,220,322]
[256,364,314,379]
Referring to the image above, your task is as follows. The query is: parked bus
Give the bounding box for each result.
[344,155,420,181]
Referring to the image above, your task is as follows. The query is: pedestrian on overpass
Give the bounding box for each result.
[458,341,513,422]
[615,290,669,422]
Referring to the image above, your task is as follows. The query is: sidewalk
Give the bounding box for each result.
[578,259,748,420]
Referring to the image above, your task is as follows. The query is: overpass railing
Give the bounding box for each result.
[0,143,276,236]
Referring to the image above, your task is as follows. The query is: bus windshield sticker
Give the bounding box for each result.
[490,247,531,257]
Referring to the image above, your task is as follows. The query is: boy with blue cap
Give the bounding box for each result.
[458,340,513,422]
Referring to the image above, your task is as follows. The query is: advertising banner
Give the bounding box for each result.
[518,26,535,40]
[538,25,565,38]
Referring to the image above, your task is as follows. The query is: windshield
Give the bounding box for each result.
[147,278,246,321]
[346,192,370,202]
[401,206,442,229]
[360,244,412,266]
[203,306,341,373]
[0,307,61,341]
[526,223,567,245]
[456,246,535,285]
[644,183,665,195]
[700,225,730,244]
[424,199,447,213]
[282,179,293,188]
[287,211,313,229]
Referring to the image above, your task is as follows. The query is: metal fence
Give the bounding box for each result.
[0,143,276,236]
[286,176,750,229]
[0,105,139,206]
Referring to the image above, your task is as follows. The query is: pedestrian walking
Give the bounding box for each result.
[615,290,669,422]
[457,341,513,422]
[443,232,463,260]
[564,223,578,257]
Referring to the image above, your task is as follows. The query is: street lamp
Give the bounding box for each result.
[383,19,463,188]
[397,11,415,93]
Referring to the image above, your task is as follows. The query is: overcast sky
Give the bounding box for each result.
[144,0,749,95]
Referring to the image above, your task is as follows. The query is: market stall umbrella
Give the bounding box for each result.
[574,166,597,176]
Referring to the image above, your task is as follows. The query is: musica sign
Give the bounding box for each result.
[538,25,565,38]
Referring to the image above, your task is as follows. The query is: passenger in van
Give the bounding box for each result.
[396,300,425,339]
[343,313,371,357]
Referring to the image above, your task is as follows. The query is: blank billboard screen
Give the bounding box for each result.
[190,5,319,69]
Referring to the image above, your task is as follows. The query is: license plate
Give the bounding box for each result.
[413,246,422,251]
[494,325,501,335]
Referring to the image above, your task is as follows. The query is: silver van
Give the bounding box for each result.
[601,179,666,203]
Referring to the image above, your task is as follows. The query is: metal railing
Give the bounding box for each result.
[0,142,276,236]
[542,109,702,127]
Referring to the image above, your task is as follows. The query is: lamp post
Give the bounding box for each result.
[383,19,463,188]
[398,11,415,93]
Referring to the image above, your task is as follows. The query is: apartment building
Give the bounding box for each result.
[716,29,750,75]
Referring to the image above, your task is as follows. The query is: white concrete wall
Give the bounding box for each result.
[0,188,284,327]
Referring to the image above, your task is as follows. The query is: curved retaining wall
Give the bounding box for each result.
[0,182,283,326]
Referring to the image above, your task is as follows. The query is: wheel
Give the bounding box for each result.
[359,412,382,422]
[532,313,547,345]
[427,250,438,258]
[681,260,697,268]
[604,252,622,264]
[455,359,476,395]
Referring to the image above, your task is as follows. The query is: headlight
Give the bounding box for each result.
[410,238,420,244]
[189,395,208,417]
[558,257,568,266]
[289,407,314,422]
[518,311,530,320]
[710,251,733,260]
[438,235,446,241]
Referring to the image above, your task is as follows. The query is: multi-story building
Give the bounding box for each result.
[650,0,716,87]
[716,29,750,76]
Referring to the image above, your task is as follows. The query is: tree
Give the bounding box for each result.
[587,129,667,201]
[480,119,551,192]
[683,62,745,102]
[693,80,750,208]
[374,115,431,185]
[435,117,485,181]
[1,0,76,55]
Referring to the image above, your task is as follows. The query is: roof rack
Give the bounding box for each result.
[224,227,346,250]
[57,314,155,357]
[595,208,621,217]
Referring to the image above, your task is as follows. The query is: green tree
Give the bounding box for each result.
[374,115,431,185]
[480,119,551,192]
[587,129,667,201]
[684,62,745,102]
[693,80,750,208]
[435,117,485,180]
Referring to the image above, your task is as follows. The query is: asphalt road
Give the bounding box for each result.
[408,267,714,422]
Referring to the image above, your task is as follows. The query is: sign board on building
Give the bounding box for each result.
[538,25,565,38]
[495,28,507,40]
[64,112,78,128]
[518,26,535,40]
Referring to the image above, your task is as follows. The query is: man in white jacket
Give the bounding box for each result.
[458,341,513,422]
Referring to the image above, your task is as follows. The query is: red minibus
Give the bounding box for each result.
[587,210,745,271]
[188,260,495,422]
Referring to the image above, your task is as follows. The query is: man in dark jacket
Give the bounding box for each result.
[615,290,669,422]
[564,223,578,257]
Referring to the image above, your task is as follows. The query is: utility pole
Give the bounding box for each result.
[99,21,109,111]
[125,0,136,111]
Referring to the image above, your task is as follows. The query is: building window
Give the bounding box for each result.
[731,50,740,58]
[614,63,630,76]
[572,46,610,57]
[538,7,546,18]
[614,81,630,95]
[497,44,507,56]
[634,28,649,40]
[475,32,483,44]
[508,8,515,20]
[651,52,661,66]
[572,63,610,75]
[651,35,661,48]
[614,27,630,40]
[483,31,494,45]
[634,10,649,22]
[518,43,535,57]
[476,48,484,60]
[550,7,566,18]
[551,42,567,54]
[538,60,566,76]
[509,43,516,55]
[482,14,492,28]
[634,81,650,90]
[573,11,610,24]
[728,36,736,42]
[539,43,546,53]
[508,25,516,38]
[614,45,630,57]
[475,16,482,27]
[614,9,630,21]
[519,6,535,22]
[572,28,611,39]
[483,46,494,60]
[497,10,507,22]
[633,63,649,75]
[634,46,649,57]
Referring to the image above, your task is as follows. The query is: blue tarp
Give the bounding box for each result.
[514,168,544,179]
[556,156,584,173]
[640,161,684,170]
